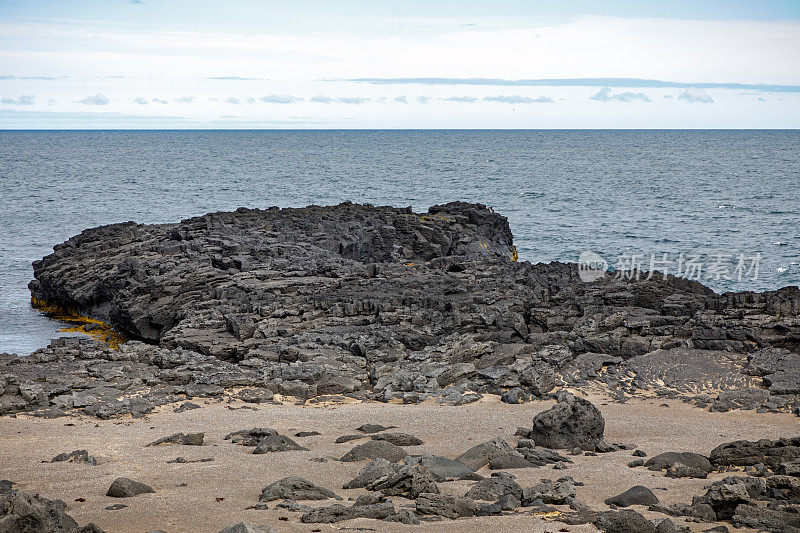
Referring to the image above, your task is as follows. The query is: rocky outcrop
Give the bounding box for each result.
[0,201,794,418]
[709,436,800,467]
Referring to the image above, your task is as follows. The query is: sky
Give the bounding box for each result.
[0,0,799,128]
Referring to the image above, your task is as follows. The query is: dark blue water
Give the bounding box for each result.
[1,130,799,355]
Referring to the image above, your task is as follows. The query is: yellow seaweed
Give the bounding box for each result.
[31,297,126,349]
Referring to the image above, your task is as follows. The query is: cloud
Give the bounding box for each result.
[394,96,407,103]
[259,94,303,104]
[77,93,110,105]
[173,96,194,103]
[416,96,431,104]
[0,75,65,80]
[590,87,651,102]
[342,77,800,93]
[131,97,148,105]
[311,95,369,104]
[207,76,268,81]
[483,95,554,104]
[444,96,478,103]
[152,98,168,104]
[338,97,369,104]
[1,94,35,105]
[678,88,714,103]
[225,97,241,104]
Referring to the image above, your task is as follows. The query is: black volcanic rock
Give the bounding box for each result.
[527,391,605,450]
[0,489,104,532]
[604,485,659,507]
[258,477,338,502]
[0,201,794,419]
[645,452,712,474]
[710,436,800,467]
[106,477,154,498]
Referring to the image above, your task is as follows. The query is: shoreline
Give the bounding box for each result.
[2,393,797,532]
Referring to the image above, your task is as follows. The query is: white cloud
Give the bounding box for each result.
[416,96,430,104]
[131,96,148,104]
[0,94,35,105]
[394,95,407,103]
[259,94,303,104]
[173,96,195,103]
[76,93,110,105]
[678,87,714,103]
[339,97,369,104]
[590,87,651,102]
[483,95,554,103]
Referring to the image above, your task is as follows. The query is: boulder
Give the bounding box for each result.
[692,476,765,520]
[0,490,102,532]
[522,477,576,505]
[51,449,97,466]
[595,509,657,533]
[455,437,524,471]
[604,486,659,507]
[106,477,155,498]
[464,472,523,501]
[253,435,307,454]
[528,392,605,450]
[366,463,439,498]
[343,459,394,489]
[405,453,475,481]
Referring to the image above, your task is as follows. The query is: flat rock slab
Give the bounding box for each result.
[253,435,307,454]
[339,440,406,462]
[147,432,204,446]
[259,476,338,502]
[370,432,423,446]
[356,424,397,434]
[645,452,712,473]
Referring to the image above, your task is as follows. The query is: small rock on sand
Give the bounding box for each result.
[106,477,155,498]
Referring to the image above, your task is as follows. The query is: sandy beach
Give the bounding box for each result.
[1,392,796,532]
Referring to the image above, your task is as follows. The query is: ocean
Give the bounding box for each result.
[1,130,798,355]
